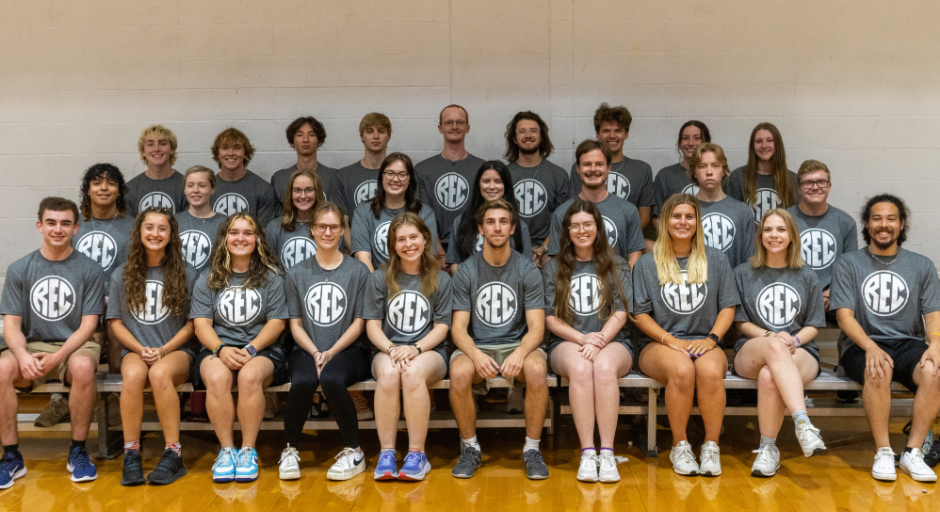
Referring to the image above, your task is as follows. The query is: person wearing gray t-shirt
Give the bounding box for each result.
[178,166,225,272]
[725,123,800,224]
[266,169,343,271]
[208,128,279,227]
[126,125,189,217]
[333,113,393,220]
[652,121,710,221]
[270,116,338,212]
[74,164,135,288]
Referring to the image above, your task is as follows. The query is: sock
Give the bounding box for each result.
[352,448,364,462]
[70,439,86,452]
[462,436,481,452]
[408,448,424,453]
[792,410,810,426]
[600,447,614,454]
[3,444,20,459]
[166,442,182,457]
[524,437,540,453]
[904,447,915,454]
[124,440,140,453]
[581,448,596,457]
[760,436,776,449]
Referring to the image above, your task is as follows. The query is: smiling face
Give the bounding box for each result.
[479,207,515,249]
[89,177,119,209]
[382,159,409,198]
[218,143,247,172]
[312,210,343,252]
[680,125,704,161]
[514,119,542,156]
[694,151,725,192]
[291,175,317,212]
[141,212,171,255]
[226,218,257,260]
[361,125,391,154]
[291,123,321,157]
[142,136,175,168]
[479,169,505,201]
[867,202,904,251]
[578,149,610,191]
[185,171,214,208]
[37,209,79,251]
[667,204,697,243]
[394,223,426,267]
[761,214,790,256]
[798,169,831,207]
[596,120,627,155]
[568,211,597,253]
[753,129,776,162]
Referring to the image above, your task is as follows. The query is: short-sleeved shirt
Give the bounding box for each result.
[285,255,370,353]
[416,153,486,246]
[508,160,570,246]
[732,264,826,353]
[452,250,544,345]
[699,196,756,269]
[726,168,800,223]
[830,248,940,356]
[73,214,136,286]
[270,163,339,212]
[333,162,379,216]
[107,265,199,356]
[546,194,645,258]
[125,171,189,217]
[210,170,280,226]
[189,270,288,348]
[351,203,438,268]
[632,247,739,348]
[0,249,105,342]
[568,157,655,209]
[653,163,698,216]
[363,269,453,359]
[786,204,859,290]
[542,257,633,353]
[444,213,533,266]
[265,217,345,272]
[176,211,225,272]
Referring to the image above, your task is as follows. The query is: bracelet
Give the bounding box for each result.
[763,330,773,337]
[387,345,398,355]
[794,335,801,347]
[661,333,672,344]
[159,347,166,359]
[415,344,423,355]
[931,333,940,338]
[211,343,225,359]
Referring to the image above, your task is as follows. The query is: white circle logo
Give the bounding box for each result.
[136,280,169,325]
[281,236,317,270]
[602,215,618,247]
[862,271,909,317]
[661,270,708,315]
[139,192,174,212]
[387,291,431,335]
[800,229,836,269]
[757,282,801,329]
[513,179,547,217]
[435,173,470,211]
[217,287,262,326]
[354,180,378,206]
[682,183,700,195]
[701,212,736,252]
[213,193,249,216]
[475,282,517,327]
[305,282,346,327]
[752,188,781,223]
[374,221,391,259]
[30,276,75,321]
[607,172,631,200]
[76,231,118,271]
[570,274,601,316]
[180,230,212,270]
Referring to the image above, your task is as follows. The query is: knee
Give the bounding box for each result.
[122,364,148,388]
[523,355,547,380]
[567,358,594,384]
[696,361,727,384]
[0,357,18,384]
[236,368,264,390]
[147,364,172,387]
[865,367,893,387]
[376,367,401,391]
[69,356,97,383]
[765,339,789,362]
[757,366,777,393]
[448,360,474,389]
[317,368,345,393]
[204,369,232,392]
[592,357,619,379]
[669,362,696,390]
[400,370,425,392]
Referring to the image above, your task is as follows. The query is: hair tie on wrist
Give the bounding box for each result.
[661,333,672,344]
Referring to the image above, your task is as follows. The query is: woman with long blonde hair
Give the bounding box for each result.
[727,122,799,223]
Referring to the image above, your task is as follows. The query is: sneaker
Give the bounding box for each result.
[506,386,524,414]
[212,447,237,483]
[147,449,187,485]
[751,445,780,478]
[235,447,259,482]
[120,450,144,486]
[576,452,598,482]
[796,421,827,457]
[900,448,938,482]
[373,449,398,480]
[598,452,620,483]
[522,449,549,480]
[311,391,330,419]
[264,392,279,420]
[34,395,69,427]
[452,445,482,478]
[107,394,121,427]
[0,452,26,489]
[66,446,97,482]
[327,448,365,481]
[352,392,374,421]
[872,447,897,481]
[699,441,721,476]
[398,451,431,481]
[279,446,301,481]
[670,441,699,476]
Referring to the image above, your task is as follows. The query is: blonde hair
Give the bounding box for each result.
[749,209,805,269]
[184,165,216,189]
[688,143,731,187]
[137,125,178,165]
[359,112,392,136]
[654,194,708,285]
[797,159,831,181]
[211,127,255,168]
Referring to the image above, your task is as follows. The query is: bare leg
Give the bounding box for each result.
[372,353,402,451]
[201,357,236,448]
[692,349,728,444]
[863,366,893,449]
[0,352,25,446]
[593,343,632,449]
[119,354,150,443]
[909,358,940,449]
[515,351,548,441]
[401,352,446,452]
[64,351,99,442]
[449,355,482,440]
[236,356,274,448]
[148,351,192,445]
[549,343,596,449]
[639,343,696,444]
[735,338,811,415]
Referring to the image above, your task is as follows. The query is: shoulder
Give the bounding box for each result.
[343,254,370,275]
[371,268,388,281]
[733,262,753,279]
[545,160,568,176]
[554,198,574,216]
[338,162,363,174]
[184,265,199,283]
[608,194,639,214]
[635,252,656,271]
[836,249,866,268]
[6,251,36,275]
[831,206,857,224]
[901,249,936,271]
[437,270,452,288]
[725,196,753,215]
[795,264,820,281]
[542,257,559,276]
[704,245,731,266]
[111,264,127,283]
[266,217,284,233]
[627,157,653,173]
[420,204,435,217]
[414,154,441,171]
[353,201,373,217]
[515,252,539,273]
[729,167,746,179]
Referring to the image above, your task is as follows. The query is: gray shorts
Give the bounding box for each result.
[450,342,546,394]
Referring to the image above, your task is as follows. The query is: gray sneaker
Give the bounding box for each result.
[523,449,549,480]
[452,445,482,478]
[35,395,69,427]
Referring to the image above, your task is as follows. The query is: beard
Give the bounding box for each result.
[871,230,899,250]
[485,238,509,250]
[518,144,539,156]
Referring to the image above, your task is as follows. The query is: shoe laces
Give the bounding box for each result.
[906,449,933,473]
[701,445,720,466]
[378,450,397,467]
[214,447,236,469]
[69,448,93,472]
[0,452,20,472]
[523,450,545,466]
[280,447,300,465]
[236,447,255,466]
[797,423,823,443]
[334,448,358,468]
[124,450,142,472]
[753,445,776,464]
[154,449,178,473]
[402,451,423,468]
[352,393,369,411]
[874,448,896,464]
[458,445,481,465]
[672,445,696,465]
[599,452,616,468]
[580,453,598,470]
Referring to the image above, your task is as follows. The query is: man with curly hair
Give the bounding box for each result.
[74,163,134,287]
[125,125,188,217]
[209,128,279,226]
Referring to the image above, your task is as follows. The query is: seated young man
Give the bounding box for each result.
[0,198,106,488]
[831,194,940,483]
[448,198,549,480]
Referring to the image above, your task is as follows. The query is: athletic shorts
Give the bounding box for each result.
[841,341,927,392]
[1,340,100,390]
[450,342,546,394]
[191,344,289,391]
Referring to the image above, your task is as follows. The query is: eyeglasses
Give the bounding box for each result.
[313,224,343,234]
[442,120,467,127]
[292,187,316,196]
[383,171,409,181]
[799,179,830,190]
[569,222,597,233]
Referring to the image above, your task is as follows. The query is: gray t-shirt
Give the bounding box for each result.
[452,250,544,345]
[786,204,859,290]
[699,196,756,269]
[73,213,136,286]
[265,217,345,272]
[189,270,288,348]
[0,250,105,342]
[542,257,633,352]
[508,160,570,246]
[363,269,453,359]
[726,168,800,223]
[285,255,370,353]
[546,194,645,258]
[125,171,189,217]
[270,163,339,212]
[176,211,225,272]
[732,264,826,353]
[107,265,199,356]
[568,157,655,209]
[830,248,940,355]
[350,203,438,269]
[653,163,699,216]
[444,213,532,266]
[416,153,486,247]
[211,170,280,227]
[632,247,739,346]
[333,162,379,217]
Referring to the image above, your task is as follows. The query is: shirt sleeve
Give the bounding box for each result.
[363,271,386,321]
[189,277,214,320]
[82,264,107,316]
[732,267,749,323]
[828,257,856,312]
[417,169,432,214]
[521,222,533,257]
[106,271,124,320]
[352,263,369,318]
[541,263,557,318]
[266,274,289,320]
[350,205,373,256]
[742,213,757,261]
[567,163,581,201]
[285,271,302,319]
[445,216,461,265]
[256,182,281,227]
[545,209,563,257]
[522,260,545,311]
[638,166,656,207]
[557,166,571,205]
[726,170,744,203]
[843,215,859,253]
[803,270,827,328]
[0,263,24,317]
[617,261,633,311]
[452,264,473,312]
[422,207,439,253]
[715,253,741,311]
[334,174,350,216]
[624,206,646,254]
[919,260,940,315]
[632,258,653,315]
[652,171,667,217]
[433,274,453,326]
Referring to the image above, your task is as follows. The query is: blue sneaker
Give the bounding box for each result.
[212,447,237,483]
[66,447,97,482]
[398,451,431,481]
[235,447,259,482]
[0,452,26,489]
[373,449,398,480]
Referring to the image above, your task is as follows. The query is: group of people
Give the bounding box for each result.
[0,102,938,493]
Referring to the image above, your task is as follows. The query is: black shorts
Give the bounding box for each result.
[191,344,289,391]
[841,341,927,392]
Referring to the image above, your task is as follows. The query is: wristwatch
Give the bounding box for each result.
[707,333,721,344]
[245,345,258,357]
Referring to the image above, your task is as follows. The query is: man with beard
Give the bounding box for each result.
[831,194,940,483]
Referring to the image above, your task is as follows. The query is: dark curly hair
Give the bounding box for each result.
[122,207,190,318]
[861,194,909,247]
[80,163,128,222]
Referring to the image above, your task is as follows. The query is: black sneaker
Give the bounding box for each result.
[523,449,549,480]
[452,445,482,478]
[120,450,145,486]
[147,449,187,485]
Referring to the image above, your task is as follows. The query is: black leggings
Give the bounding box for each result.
[284,345,371,448]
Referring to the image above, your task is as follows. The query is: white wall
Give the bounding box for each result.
[2,0,940,277]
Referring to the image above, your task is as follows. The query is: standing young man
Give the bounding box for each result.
[209,128,279,226]
[691,144,755,269]
[74,164,134,287]
[270,116,337,211]
[335,113,392,217]
[125,125,188,217]
[0,198,106,488]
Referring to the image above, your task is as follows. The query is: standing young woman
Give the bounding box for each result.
[191,214,288,483]
[110,207,198,486]
[544,200,632,483]
[726,122,799,223]
[633,194,739,477]
[266,169,329,271]
[176,166,225,273]
[366,213,452,481]
[653,121,711,222]
[733,209,827,477]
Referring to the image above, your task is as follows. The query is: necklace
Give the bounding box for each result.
[91,215,117,249]
[867,248,899,266]
[314,253,342,282]
[611,159,626,176]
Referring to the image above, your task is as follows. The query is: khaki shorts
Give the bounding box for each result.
[450,342,546,394]
[1,340,100,389]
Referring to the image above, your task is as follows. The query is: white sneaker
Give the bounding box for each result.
[279,446,301,480]
[670,441,699,476]
[899,448,938,482]
[351,392,374,421]
[699,441,722,476]
[576,452,598,482]
[751,445,780,478]
[872,447,897,481]
[327,448,365,481]
[598,452,620,483]
[795,421,826,457]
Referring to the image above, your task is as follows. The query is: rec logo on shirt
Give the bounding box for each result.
[218,287,262,326]
[388,291,431,335]
[602,216,618,247]
[435,173,470,211]
[661,270,707,315]
[305,282,346,327]
[570,274,601,316]
[180,230,212,270]
[76,231,118,271]
[355,180,378,206]
[514,179,547,217]
[682,184,699,195]
[701,213,736,252]
[757,282,800,329]
[213,193,249,216]
[30,276,75,321]
[863,271,909,317]
[752,188,780,222]
[607,172,631,200]
[374,221,391,259]
[800,229,836,269]
[136,280,169,325]
[139,192,174,212]
[281,236,317,270]
[476,282,517,327]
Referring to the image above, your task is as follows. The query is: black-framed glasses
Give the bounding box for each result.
[799,179,830,190]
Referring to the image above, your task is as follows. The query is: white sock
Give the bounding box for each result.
[582,448,596,457]
[462,436,481,451]
[352,447,364,461]
[524,437,540,453]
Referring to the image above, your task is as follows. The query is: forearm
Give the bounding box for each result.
[3,317,29,357]
[247,319,286,351]
[354,252,374,273]
[627,251,640,269]
[639,207,651,230]
[367,319,395,353]
[633,313,670,344]
[836,309,878,351]
[794,326,818,345]
[599,312,627,342]
[709,307,735,339]
[924,311,940,347]
[415,323,448,351]
[545,317,586,344]
[736,321,768,339]
[194,318,224,350]
[517,310,545,355]
[451,319,478,355]
[162,321,196,353]
[58,315,99,356]
[327,318,364,354]
[110,319,145,355]
[289,319,319,356]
